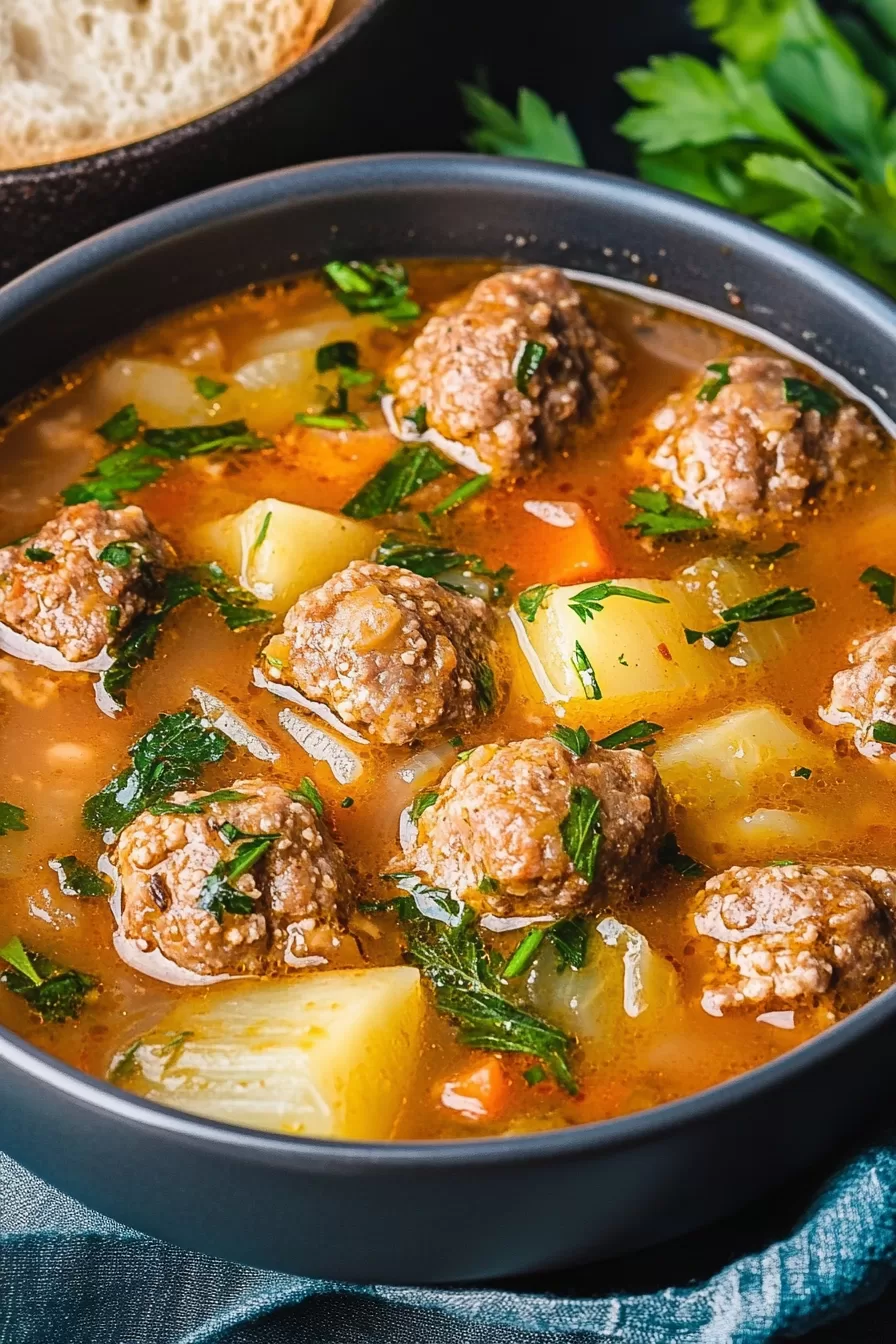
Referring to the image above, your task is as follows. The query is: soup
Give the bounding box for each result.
[0,259,894,1142]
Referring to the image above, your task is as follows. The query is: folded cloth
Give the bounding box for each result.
[2,1139,896,1344]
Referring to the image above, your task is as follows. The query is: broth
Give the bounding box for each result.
[1,260,894,1140]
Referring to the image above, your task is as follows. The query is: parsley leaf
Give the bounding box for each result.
[571,641,601,700]
[720,586,815,622]
[101,570,202,706]
[98,404,140,444]
[873,721,896,744]
[430,474,491,516]
[697,360,731,401]
[409,790,439,823]
[460,83,586,167]
[626,487,712,537]
[860,565,896,612]
[0,802,27,836]
[316,341,360,372]
[291,778,324,816]
[149,789,252,816]
[783,377,840,415]
[194,376,228,400]
[142,421,267,459]
[98,541,138,568]
[568,581,670,622]
[551,724,591,757]
[793,765,812,779]
[757,541,800,563]
[24,546,54,562]
[198,834,278,923]
[517,583,556,622]
[379,872,463,925]
[0,937,96,1022]
[515,339,547,393]
[50,856,112,899]
[83,710,228,833]
[322,260,421,322]
[559,785,602,883]
[596,719,664,750]
[374,534,512,600]
[197,562,272,631]
[684,621,741,648]
[341,444,451,519]
[549,916,590,972]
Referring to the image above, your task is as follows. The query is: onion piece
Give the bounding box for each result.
[381,394,493,477]
[278,709,363,785]
[397,744,456,786]
[523,500,578,528]
[192,687,279,762]
[101,855,232,987]
[508,606,565,704]
[253,665,367,744]
[0,620,112,674]
[480,913,555,932]
[757,1009,795,1030]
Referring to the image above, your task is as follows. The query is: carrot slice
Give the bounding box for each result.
[514,500,615,587]
[439,1057,511,1121]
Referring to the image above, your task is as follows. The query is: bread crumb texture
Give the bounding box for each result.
[0,0,336,170]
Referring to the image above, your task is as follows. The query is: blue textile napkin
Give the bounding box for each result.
[2,1139,896,1344]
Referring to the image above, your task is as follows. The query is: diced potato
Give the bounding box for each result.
[94,359,244,428]
[527,918,679,1044]
[678,556,793,666]
[198,497,377,610]
[725,808,821,854]
[123,967,423,1139]
[655,705,823,810]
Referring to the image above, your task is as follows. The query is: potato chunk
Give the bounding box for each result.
[121,967,423,1139]
[198,498,377,611]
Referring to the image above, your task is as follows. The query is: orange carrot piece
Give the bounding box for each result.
[518,500,615,586]
[438,1057,511,1121]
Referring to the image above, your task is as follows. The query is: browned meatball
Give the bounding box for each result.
[820,624,896,758]
[391,266,620,477]
[693,863,896,1015]
[267,561,501,746]
[115,779,355,977]
[644,355,878,528]
[402,737,670,918]
[0,501,174,663]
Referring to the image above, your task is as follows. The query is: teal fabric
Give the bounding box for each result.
[2,1139,896,1343]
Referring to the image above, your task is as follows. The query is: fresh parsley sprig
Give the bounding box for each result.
[860,565,896,612]
[374,534,512,600]
[460,83,586,167]
[49,856,112,899]
[342,444,452,519]
[0,802,27,837]
[568,581,670,622]
[0,937,96,1023]
[626,487,712,538]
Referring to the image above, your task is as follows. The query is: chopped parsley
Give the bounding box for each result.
[478,875,500,894]
[696,361,731,402]
[322,260,421,322]
[756,542,799,564]
[571,641,601,700]
[0,937,96,1023]
[374,534,511,599]
[793,766,812,780]
[0,802,27,836]
[24,546,54,562]
[379,872,463,925]
[253,511,272,552]
[551,724,591,757]
[517,583,556,622]
[150,789,252,816]
[596,719,663,750]
[431,474,490,516]
[473,662,498,714]
[341,444,451,519]
[684,621,740,649]
[341,797,354,808]
[783,378,839,417]
[198,562,272,631]
[194,375,228,400]
[559,785,602,883]
[515,339,547,394]
[291,778,324,816]
[720,586,815,623]
[872,721,896,745]
[101,570,202,706]
[109,1029,193,1083]
[568,581,669,622]
[98,541,138,568]
[83,710,228,834]
[198,834,279,923]
[142,421,268,459]
[97,403,140,444]
[316,341,360,373]
[502,927,548,979]
[660,833,706,878]
[404,404,428,434]
[295,410,366,431]
[860,566,896,613]
[50,856,112,899]
[626,487,712,538]
[523,1064,548,1086]
[549,917,589,972]
[409,790,439,823]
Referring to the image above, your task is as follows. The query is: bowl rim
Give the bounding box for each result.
[0,0,389,182]
[3,150,896,1171]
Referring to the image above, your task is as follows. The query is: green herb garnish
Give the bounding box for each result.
[783,378,839,416]
[380,872,463,925]
[560,786,601,883]
[720,586,815,623]
[24,546,54,562]
[473,662,497,714]
[515,339,547,394]
[142,421,267,458]
[341,797,354,808]
[502,927,548,979]
[97,404,140,444]
[197,562,271,631]
[872,721,896,745]
[568,581,669,622]
[410,790,439,823]
[253,511,272,552]
[551,724,591,757]
[860,566,896,612]
[684,621,741,649]
[198,834,279,923]
[0,802,27,836]
[374,534,511,599]
[404,404,428,434]
[523,1064,548,1086]
[295,411,367,431]
[549,917,590,972]
[316,341,360,373]
[596,719,663,750]
[194,376,228,400]
[50,856,112,899]
[0,937,96,1023]
[101,570,202,706]
[83,710,228,834]
[431,474,491,516]
[793,766,812,779]
[757,542,799,563]
[149,789,252,816]
[291,778,324,817]
[626,487,711,538]
[571,641,601,700]
[460,82,585,167]
[696,361,731,402]
[342,443,451,519]
[98,541,137,568]
[478,875,499,893]
[322,260,421,322]
[517,583,556,622]
[660,833,706,878]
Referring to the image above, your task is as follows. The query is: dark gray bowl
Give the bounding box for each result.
[1,154,895,1284]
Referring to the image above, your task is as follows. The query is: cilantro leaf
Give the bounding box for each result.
[0,937,96,1022]
[149,789,253,816]
[568,581,670,622]
[559,785,602,883]
[50,856,112,899]
[860,565,896,611]
[0,802,27,836]
[194,376,228,400]
[374,534,512,600]
[197,562,272,631]
[290,778,324,816]
[697,360,731,401]
[684,621,741,648]
[101,570,202,706]
[782,377,840,415]
[142,421,267,459]
[97,404,140,444]
[720,586,815,622]
[517,583,556,622]
[626,487,712,537]
[595,719,664,750]
[551,724,591,757]
[316,341,359,372]
[83,710,228,833]
[341,444,451,519]
[198,834,278,924]
[24,546,54,562]
[409,790,439,823]
[548,916,590,972]
[460,83,586,167]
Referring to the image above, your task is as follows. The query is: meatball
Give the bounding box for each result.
[391,266,620,477]
[0,502,174,663]
[115,779,355,977]
[645,355,878,527]
[403,737,670,918]
[820,624,896,758]
[693,863,896,1015]
[269,561,502,746]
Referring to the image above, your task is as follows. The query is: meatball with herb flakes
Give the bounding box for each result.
[391,265,620,477]
[265,560,502,746]
[693,863,896,1015]
[644,355,879,528]
[115,779,355,977]
[0,501,174,663]
[820,624,896,758]
[403,737,670,918]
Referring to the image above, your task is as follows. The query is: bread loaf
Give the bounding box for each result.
[0,0,336,171]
